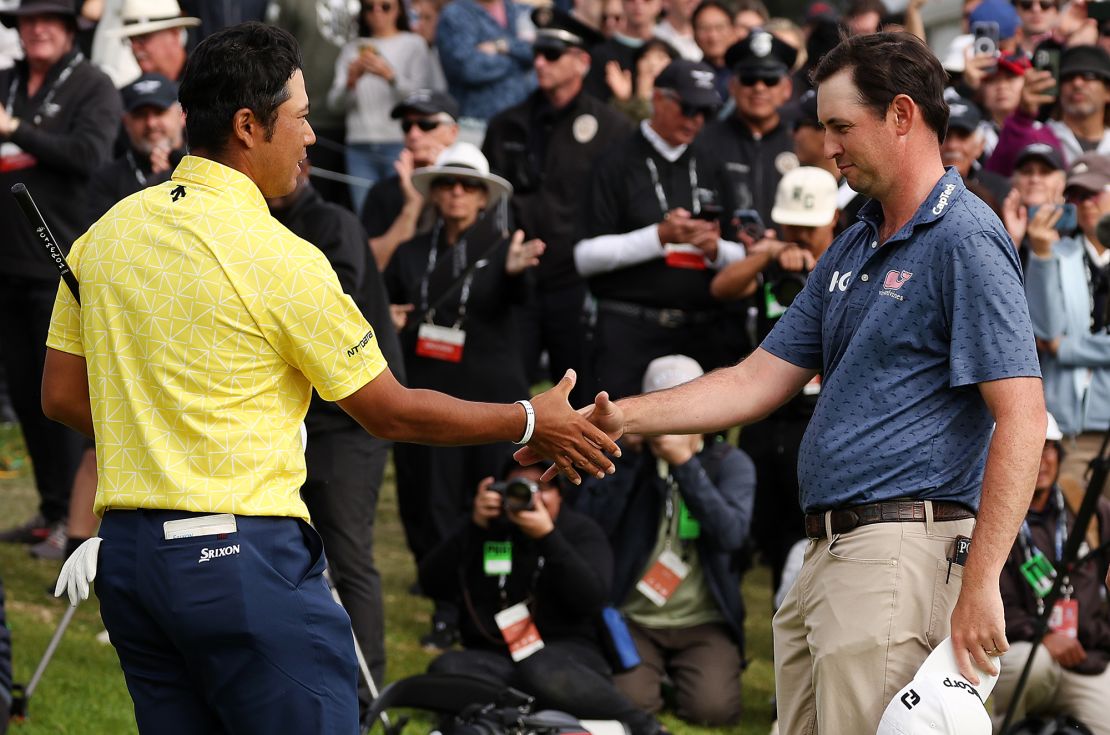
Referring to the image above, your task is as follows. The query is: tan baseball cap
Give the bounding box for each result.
[771,166,839,228]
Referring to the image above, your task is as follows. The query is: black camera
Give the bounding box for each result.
[769,267,809,308]
[490,477,537,513]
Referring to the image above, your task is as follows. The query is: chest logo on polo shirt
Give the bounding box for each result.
[880,269,913,301]
[829,270,852,292]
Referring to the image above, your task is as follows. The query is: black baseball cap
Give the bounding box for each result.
[654,59,722,109]
[531,7,604,52]
[1014,142,1064,171]
[725,30,798,76]
[390,89,459,120]
[946,96,982,134]
[121,73,179,112]
[796,89,820,129]
[1060,44,1110,82]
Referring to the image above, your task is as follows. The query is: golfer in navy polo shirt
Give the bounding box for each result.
[520,32,1045,733]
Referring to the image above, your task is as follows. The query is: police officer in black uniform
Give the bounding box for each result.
[576,59,745,400]
[483,8,633,403]
[700,30,798,228]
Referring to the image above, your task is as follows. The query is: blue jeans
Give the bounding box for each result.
[345,141,404,216]
[96,510,359,735]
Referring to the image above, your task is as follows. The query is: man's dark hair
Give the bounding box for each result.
[178,22,302,156]
[812,31,949,141]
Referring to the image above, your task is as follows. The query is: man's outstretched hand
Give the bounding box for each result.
[517,384,626,483]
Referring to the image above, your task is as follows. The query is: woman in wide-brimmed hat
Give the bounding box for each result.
[383,141,544,649]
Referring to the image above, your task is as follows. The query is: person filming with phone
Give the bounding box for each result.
[1025,152,1110,481]
[419,463,664,735]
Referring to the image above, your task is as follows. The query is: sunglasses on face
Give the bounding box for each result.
[533,47,567,62]
[1015,0,1056,10]
[363,2,392,11]
[432,176,486,192]
[401,118,446,133]
[739,73,785,87]
[662,92,717,118]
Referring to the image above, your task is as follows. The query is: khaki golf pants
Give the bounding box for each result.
[773,512,976,734]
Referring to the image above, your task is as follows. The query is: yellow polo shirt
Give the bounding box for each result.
[46,156,388,520]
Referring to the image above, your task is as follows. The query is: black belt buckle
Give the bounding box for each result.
[657,308,685,328]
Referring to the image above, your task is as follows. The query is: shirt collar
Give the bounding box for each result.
[171,155,269,212]
[641,119,687,162]
[1084,235,1110,268]
[857,167,966,242]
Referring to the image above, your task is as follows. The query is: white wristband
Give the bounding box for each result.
[514,399,535,444]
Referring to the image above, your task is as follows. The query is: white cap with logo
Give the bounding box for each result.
[876,637,1000,735]
[771,166,839,228]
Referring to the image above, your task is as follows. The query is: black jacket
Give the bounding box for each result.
[419,508,614,652]
[580,127,733,310]
[697,115,795,230]
[484,90,633,291]
[383,212,530,402]
[272,184,407,434]
[0,50,121,282]
[575,439,756,650]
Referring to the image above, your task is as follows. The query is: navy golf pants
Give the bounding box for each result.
[96,509,359,735]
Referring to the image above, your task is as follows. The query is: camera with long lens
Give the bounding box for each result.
[769,267,810,308]
[490,477,537,513]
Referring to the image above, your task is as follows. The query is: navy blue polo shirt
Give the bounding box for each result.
[761,169,1040,513]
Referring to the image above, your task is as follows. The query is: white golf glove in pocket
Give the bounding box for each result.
[54,536,102,606]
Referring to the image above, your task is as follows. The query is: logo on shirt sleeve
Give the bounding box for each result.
[347,329,375,358]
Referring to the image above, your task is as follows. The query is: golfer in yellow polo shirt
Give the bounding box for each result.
[41,23,617,735]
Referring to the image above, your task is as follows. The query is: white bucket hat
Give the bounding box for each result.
[116,0,200,37]
[877,637,1000,735]
[771,166,839,228]
[410,142,513,206]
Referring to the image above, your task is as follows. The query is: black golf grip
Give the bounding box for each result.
[11,183,80,304]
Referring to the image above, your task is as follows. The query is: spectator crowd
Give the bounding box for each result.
[1,0,1110,732]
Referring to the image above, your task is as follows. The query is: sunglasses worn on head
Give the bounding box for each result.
[432,176,486,192]
[1016,0,1056,10]
[534,47,566,62]
[402,118,446,133]
[739,74,785,87]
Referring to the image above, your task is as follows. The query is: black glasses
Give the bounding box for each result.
[1015,0,1056,10]
[534,47,567,62]
[739,73,785,87]
[363,2,392,11]
[401,118,446,133]
[431,176,486,192]
[660,90,717,118]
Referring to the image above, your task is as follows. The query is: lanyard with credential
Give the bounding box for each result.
[645,156,701,217]
[1018,486,1070,612]
[419,219,480,329]
[6,52,84,125]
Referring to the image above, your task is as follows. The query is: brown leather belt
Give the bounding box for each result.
[804,500,975,540]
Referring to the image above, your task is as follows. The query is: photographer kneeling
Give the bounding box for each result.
[419,464,663,735]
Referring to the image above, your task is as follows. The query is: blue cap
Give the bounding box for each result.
[969,0,1021,41]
